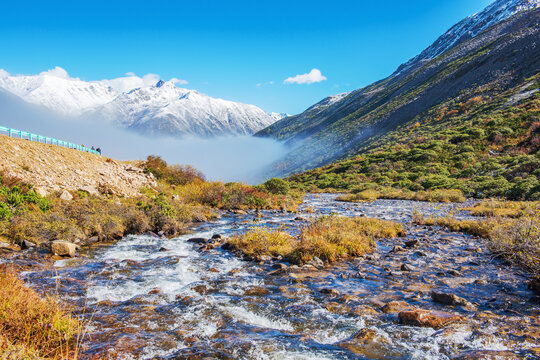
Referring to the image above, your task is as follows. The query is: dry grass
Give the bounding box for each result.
[226,226,295,259]
[290,216,405,264]
[415,215,494,239]
[227,216,405,264]
[464,200,539,218]
[488,209,540,275]
[337,188,465,203]
[0,267,82,359]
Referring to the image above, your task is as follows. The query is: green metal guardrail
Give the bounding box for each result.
[0,126,100,155]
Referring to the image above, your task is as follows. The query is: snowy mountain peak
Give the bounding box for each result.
[0,68,279,137]
[269,112,290,121]
[397,0,539,73]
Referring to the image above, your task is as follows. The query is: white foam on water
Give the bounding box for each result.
[223,305,294,331]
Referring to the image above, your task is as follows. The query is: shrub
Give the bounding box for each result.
[263,178,290,195]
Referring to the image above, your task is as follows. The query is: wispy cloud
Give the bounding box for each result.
[284,68,327,85]
[256,81,274,87]
[170,77,189,85]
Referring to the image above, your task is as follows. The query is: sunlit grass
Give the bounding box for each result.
[337,188,465,203]
[227,215,405,264]
[0,267,83,359]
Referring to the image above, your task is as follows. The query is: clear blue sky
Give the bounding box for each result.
[1,0,492,115]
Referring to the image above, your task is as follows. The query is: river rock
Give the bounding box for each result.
[336,328,395,357]
[59,190,73,200]
[187,237,207,244]
[211,234,222,240]
[431,291,475,310]
[399,309,464,328]
[244,286,269,296]
[529,277,540,296]
[405,239,419,248]
[391,245,405,253]
[320,288,340,297]
[50,240,79,257]
[256,255,272,262]
[381,301,415,314]
[451,350,521,359]
[272,263,288,270]
[401,263,414,271]
[305,256,324,269]
[21,239,36,249]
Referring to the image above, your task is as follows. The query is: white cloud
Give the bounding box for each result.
[39,66,73,80]
[101,73,188,92]
[256,80,275,87]
[170,77,189,85]
[100,73,160,93]
[284,68,327,85]
[0,69,9,78]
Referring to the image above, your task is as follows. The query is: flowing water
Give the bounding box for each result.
[17,195,540,359]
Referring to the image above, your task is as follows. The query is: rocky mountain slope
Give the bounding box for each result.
[0,135,156,197]
[0,73,279,137]
[257,1,540,176]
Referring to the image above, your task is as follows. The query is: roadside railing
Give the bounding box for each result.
[0,126,100,155]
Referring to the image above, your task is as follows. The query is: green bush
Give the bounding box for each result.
[263,178,290,195]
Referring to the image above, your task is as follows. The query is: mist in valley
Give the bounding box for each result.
[0,90,287,184]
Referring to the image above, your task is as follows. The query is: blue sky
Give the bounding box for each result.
[1,0,492,115]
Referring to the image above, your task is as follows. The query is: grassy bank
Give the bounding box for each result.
[0,156,303,247]
[226,215,405,264]
[336,187,465,203]
[0,267,82,359]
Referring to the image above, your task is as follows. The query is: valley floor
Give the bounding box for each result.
[2,194,539,359]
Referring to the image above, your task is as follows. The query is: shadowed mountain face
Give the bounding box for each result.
[257,7,540,176]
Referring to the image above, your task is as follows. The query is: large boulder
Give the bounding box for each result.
[399,309,464,329]
[50,240,79,257]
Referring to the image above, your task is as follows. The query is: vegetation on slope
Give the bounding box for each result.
[226,215,405,264]
[258,9,539,176]
[0,156,303,246]
[0,267,82,359]
[289,76,540,200]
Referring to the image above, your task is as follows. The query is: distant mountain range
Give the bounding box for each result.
[257,0,540,176]
[0,72,284,137]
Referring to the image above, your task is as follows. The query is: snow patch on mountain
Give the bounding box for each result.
[0,68,278,136]
[269,112,290,121]
[396,0,539,74]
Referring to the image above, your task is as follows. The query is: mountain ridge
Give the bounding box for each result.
[257,3,540,176]
[0,72,282,137]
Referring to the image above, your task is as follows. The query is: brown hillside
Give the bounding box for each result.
[0,135,156,197]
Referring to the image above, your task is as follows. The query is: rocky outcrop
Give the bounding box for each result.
[0,135,156,197]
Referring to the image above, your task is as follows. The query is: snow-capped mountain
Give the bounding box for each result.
[396,0,539,74]
[0,71,116,115]
[93,80,277,136]
[0,69,279,137]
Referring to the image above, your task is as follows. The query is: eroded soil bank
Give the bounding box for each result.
[6,194,540,359]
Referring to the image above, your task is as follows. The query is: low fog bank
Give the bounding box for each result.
[0,92,287,183]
